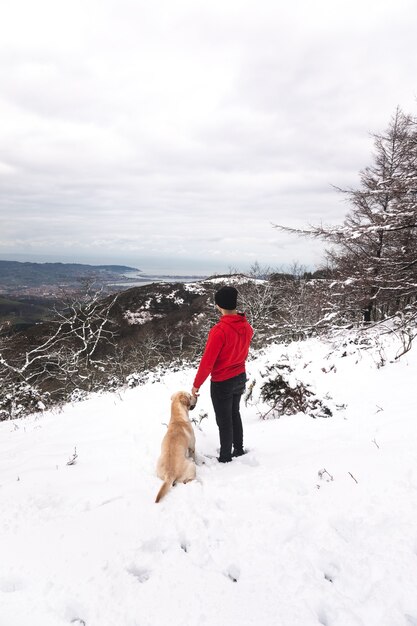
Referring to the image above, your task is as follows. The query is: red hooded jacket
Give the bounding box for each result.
[193,313,253,389]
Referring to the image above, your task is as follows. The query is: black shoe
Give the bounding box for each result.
[217,456,232,463]
[232,448,248,458]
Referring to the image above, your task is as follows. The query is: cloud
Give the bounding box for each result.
[1,0,417,271]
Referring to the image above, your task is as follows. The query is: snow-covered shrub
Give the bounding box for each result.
[390,304,417,359]
[126,371,150,388]
[106,376,123,389]
[258,362,333,419]
[69,388,89,403]
[0,382,49,420]
[326,325,398,368]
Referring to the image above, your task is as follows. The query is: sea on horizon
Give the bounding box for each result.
[108,268,211,288]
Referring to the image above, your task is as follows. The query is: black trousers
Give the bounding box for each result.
[210,372,246,462]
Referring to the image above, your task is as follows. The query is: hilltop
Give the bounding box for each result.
[0,329,416,625]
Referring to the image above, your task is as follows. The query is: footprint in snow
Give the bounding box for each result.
[317,607,329,626]
[235,453,259,467]
[126,566,151,583]
[140,537,167,553]
[225,564,240,583]
[323,562,340,584]
[0,577,24,593]
[198,454,218,467]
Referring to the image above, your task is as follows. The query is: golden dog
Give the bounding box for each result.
[155,391,197,503]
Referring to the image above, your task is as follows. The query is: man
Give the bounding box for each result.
[191,286,253,462]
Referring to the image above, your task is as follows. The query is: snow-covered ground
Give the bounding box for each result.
[1,332,417,626]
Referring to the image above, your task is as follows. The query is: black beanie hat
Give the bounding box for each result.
[215,286,238,310]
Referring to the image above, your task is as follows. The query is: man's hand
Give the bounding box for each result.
[191,386,200,397]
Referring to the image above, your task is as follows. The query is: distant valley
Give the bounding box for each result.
[0,260,141,330]
[0,260,141,292]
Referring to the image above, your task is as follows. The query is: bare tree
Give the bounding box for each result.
[274,107,417,323]
[52,284,119,384]
[0,285,119,419]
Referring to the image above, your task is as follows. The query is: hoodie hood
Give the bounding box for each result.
[219,313,248,335]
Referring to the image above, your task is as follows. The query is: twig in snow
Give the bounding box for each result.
[372,438,380,449]
[348,472,358,484]
[190,411,208,430]
[67,447,78,466]
[318,468,334,482]
[375,405,384,413]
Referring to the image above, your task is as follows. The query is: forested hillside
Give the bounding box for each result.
[0,260,139,289]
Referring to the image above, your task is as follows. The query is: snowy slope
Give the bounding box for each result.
[1,333,417,626]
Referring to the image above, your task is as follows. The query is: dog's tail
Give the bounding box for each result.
[155,479,174,503]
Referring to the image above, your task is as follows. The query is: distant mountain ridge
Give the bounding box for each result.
[0,260,140,288]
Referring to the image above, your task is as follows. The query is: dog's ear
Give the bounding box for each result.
[178,391,191,407]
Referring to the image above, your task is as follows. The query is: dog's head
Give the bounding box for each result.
[171,391,197,410]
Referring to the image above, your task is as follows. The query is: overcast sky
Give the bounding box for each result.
[1,0,417,274]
